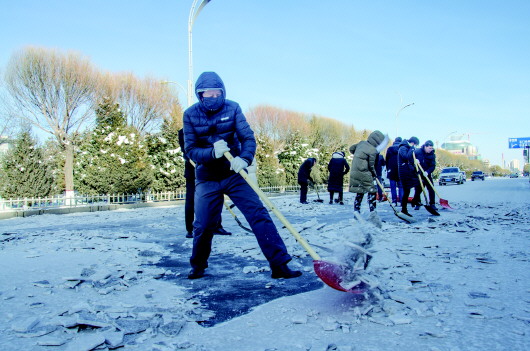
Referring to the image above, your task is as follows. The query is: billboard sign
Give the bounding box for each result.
[508,137,530,149]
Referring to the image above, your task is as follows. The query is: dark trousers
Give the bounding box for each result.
[401,185,421,211]
[329,190,343,202]
[420,175,436,205]
[191,174,291,270]
[389,179,403,203]
[299,182,308,203]
[354,192,376,212]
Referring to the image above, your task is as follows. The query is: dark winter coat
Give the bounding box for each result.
[397,139,419,188]
[178,128,195,179]
[385,140,401,181]
[183,72,255,181]
[349,131,389,194]
[374,154,386,178]
[298,158,316,184]
[414,147,436,176]
[327,153,350,192]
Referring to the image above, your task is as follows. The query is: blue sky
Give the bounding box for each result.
[1,0,529,168]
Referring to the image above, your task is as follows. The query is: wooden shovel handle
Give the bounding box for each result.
[225,152,321,260]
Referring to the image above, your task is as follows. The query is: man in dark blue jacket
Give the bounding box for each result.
[414,140,437,209]
[183,71,301,280]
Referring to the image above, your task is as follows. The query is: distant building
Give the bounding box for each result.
[509,159,520,173]
[440,134,481,160]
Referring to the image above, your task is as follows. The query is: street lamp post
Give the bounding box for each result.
[188,0,212,107]
[395,102,414,138]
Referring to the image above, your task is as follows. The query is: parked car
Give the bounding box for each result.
[439,167,466,185]
[471,171,485,181]
[509,173,519,178]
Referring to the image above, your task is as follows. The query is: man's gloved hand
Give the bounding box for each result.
[423,171,428,177]
[230,156,248,173]
[213,140,230,159]
[308,179,314,188]
[414,158,420,165]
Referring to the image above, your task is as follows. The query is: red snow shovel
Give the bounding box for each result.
[225,152,362,293]
[415,162,453,209]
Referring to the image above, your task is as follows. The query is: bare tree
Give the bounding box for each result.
[102,72,178,134]
[3,46,100,196]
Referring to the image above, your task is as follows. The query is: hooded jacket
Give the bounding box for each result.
[183,72,256,181]
[327,152,350,192]
[348,130,389,193]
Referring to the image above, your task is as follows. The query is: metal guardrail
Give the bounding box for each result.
[0,185,313,212]
[0,190,187,212]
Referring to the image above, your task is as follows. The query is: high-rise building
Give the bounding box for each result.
[509,159,520,173]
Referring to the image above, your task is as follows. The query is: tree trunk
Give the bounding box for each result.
[64,142,74,194]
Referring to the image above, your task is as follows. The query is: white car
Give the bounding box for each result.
[439,167,465,185]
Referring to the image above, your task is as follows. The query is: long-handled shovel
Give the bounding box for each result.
[223,202,253,233]
[415,161,453,209]
[375,177,416,223]
[412,154,440,216]
[312,184,324,203]
[225,152,363,293]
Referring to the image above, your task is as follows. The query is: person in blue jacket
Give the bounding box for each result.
[297,158,317,204]
[182,71,301,280]
[414,140,437,209]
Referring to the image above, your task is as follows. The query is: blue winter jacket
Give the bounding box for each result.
[183,72,256,181]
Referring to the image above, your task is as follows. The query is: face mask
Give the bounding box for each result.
[202,95,224,111]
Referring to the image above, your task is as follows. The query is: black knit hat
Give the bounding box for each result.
[395,137,402,143]
[409,136,419,145]
[424,140,434,147]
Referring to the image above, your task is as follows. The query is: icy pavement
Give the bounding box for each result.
[0,177,529,350]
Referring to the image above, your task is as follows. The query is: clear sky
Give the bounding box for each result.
[1,0,529,168]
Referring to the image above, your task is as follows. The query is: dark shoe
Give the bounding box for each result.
[271,263,302,279]
[186,232,193,238]
[329,201,333,204]
[339,201,344,205]
[300,201,309,204]
[334,199,340,203]
[187,268,205,279]
[414,205,421,210]
[429,204,438,210]
[214,227,232,235]
[401,209,412,217]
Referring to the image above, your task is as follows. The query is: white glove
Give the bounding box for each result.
[230,156,248,173]
[414,158,420,165]
[213,140,230,158]
[423,171,428,177]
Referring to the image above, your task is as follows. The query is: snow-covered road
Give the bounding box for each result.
[1,177,529,350]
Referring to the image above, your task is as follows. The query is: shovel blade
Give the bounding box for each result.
[313,260,367,293]
[439,198,453,209]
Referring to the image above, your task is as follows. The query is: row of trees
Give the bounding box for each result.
[0,46,500,199]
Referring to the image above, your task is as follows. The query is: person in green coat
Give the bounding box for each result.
[349,130,389,220]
